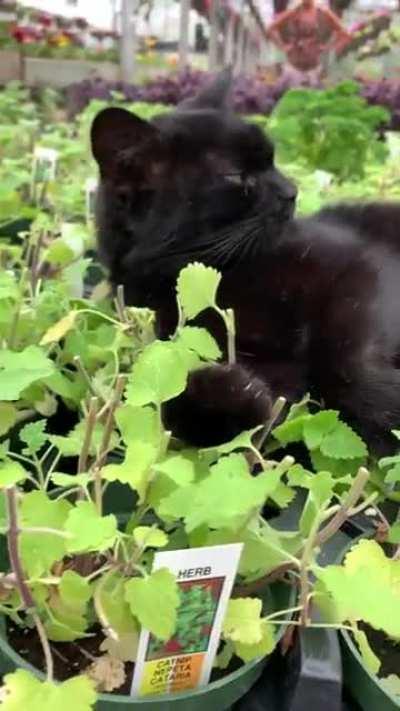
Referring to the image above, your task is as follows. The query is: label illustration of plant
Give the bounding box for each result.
[147,577,224,660]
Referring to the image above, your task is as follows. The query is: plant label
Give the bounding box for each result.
[85,177,98,222]
[131,543,243,698]
[32,146,58,184]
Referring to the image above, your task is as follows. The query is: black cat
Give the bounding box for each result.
[91,70,400,453]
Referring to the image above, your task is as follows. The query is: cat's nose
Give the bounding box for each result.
[272,169,298,204]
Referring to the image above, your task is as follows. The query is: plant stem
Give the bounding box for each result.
[74,357,98,398]
[32,613,54,682]
[114,285,128,324]
[78,397,99,475]
[6,487,53,682]
[96,376,125,470]
[232,562,296,597]
[317,467,370,546]
[126,504,150,534]
[93,375,126,514]
[33,453,45,489]
[172,299,186,339]
[256,396,287,451]
[8,302,22,350]
[299,514,323,626]
[348,492,378,517]
[77,308,126,329]
[219,308,236,364]
[6,488,34,610]
[264,605,304,622]
[93,570,119,641]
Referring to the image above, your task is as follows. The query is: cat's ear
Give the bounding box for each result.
[91,107,159,178]
[180,67,233,111]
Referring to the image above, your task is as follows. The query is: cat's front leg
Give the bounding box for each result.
[162,364,272,447]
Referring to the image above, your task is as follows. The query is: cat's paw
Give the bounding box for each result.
[162,363,272,447]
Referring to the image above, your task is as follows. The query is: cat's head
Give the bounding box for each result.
[91,69,297,302]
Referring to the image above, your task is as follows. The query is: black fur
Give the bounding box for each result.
[91,70,400,453]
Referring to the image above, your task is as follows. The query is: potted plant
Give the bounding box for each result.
[0,261,384,709]
[320,441,400,711]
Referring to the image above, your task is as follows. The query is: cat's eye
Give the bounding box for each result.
[224,172,243,186]
[222,173,258,198]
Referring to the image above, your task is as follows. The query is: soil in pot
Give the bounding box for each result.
[360,626,400,680]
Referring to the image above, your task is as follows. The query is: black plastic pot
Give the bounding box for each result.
[0,482,294,709]
[0,218,32,241]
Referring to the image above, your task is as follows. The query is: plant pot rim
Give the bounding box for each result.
[338,535,400,708]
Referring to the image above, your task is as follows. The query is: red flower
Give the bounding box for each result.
[35,11,53,27]
[11,24,43,43]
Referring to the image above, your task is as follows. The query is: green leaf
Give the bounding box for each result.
[40,310,78,345]
[125,568,180,640]
[0,346,55,401]
[1,670,96,711]
[310,449,364,479]
[65,502,118,554]
[133,527,168,549]
[20,492,72,577]
[20,419,47,456]
[147,453,196,512]
[353,626,381,675]
[175,326,222,360]
[388,522,400,545]
[44,371,82,405]
[300,471,335,536]
[303,411,339,450]
[223,598,263,644]
[238,524,301,579]
[0,272,18,301]
[49,420,118,457]
[115,405,160,448]
[102,442,158,501]
[205,426,262,456]
[320,422,367,459]
[97,572,138,638]
[125,341,189,406]
[45,239,75,266]
[381,676,400,699]
[153,453,195,485]
[51,472,91,489]
[273,415,309,444]
[315,539,400,639]
[385,463,400,485]
[46,570,92,642]
[0,403,17,437]
[159,454,281,532]
[0,460,27,488]
[100,632,140,663]
[234,620,276,663]
[177,262,221,319]
[214,640,234,670]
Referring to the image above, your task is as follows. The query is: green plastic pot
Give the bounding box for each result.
[0,581,290,710]
[337,537,400,711]
[0,480,294,709]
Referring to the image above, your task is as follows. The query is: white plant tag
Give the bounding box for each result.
[85,177,98,222]
[131,543,243,698]
[32,146,58,184]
